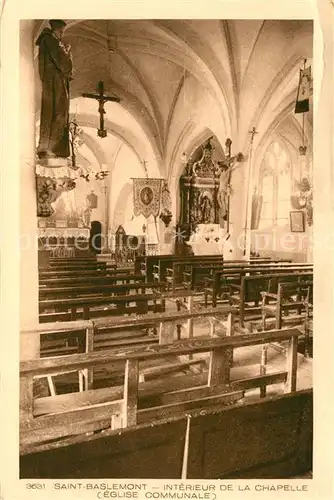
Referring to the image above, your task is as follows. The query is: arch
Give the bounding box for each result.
[112,182,133,230]
[70,82,164,168]
[79,130,108,167]
[253,104,309,180]
[240,55,304,154]
[153,20,234,134]
[73,113,161,176]
[169,126,225,192]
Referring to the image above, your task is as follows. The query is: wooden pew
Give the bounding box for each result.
[155,255,226,284]
[181,259,286,291]
[39,273,146,288]
[20,388,312,479]
[184,260,302,293]
[39,266,114,279]
[261,280,313,330]
[143,254,225,283]
[134,255,146,274]
[229,271,313,327]
[47,262,110,272]
[39,288,167,323]
[26,305,234,393]
[166,257,226,291]
[39,281,166,300]
[20,326,301,454]
[20,415,188,479]
[47,257,98,268]
[25,305,237,393]
[205,265,313,310]
[303,287,313,357]
[186,388,312,479]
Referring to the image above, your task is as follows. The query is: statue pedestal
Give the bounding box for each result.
[36,157,79,180]
[186,224,235,258]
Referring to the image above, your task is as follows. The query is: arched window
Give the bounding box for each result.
[258,142,291,229]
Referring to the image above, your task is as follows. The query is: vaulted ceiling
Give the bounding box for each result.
[33,19,313,180]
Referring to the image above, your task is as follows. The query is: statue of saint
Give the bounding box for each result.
[36,20,73,159]
[200,195,213,224]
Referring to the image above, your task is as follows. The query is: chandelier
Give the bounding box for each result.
[68,117,110,182]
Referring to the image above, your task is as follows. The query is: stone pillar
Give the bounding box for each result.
[229,168,248,259]
[20,20,40,359]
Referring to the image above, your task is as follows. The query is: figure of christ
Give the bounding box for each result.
[217,156,243,225]
[36,20,73,158]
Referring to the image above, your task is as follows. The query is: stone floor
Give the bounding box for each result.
[171,298,313,400]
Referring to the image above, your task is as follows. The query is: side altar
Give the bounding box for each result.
[176,138,243,258]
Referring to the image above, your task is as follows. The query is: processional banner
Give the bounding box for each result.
[133,178,163,218]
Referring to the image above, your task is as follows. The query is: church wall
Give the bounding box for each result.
[20,20,40,359]
[251,226,311,262]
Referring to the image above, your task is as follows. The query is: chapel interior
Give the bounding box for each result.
[20,19,314,480]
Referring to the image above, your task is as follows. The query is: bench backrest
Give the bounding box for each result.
[20,389,312,479]
[20,325,300,452]
[243,272,313,302]
[39,274,146,288]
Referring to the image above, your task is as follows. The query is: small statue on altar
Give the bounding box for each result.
[36,19,73,159]
[200,195,213,224]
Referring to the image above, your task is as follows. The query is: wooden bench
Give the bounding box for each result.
[39,281,166,300]
[204,264,313,308]
[155,255,226,284]
[39,265,118,279]
[20,388,312,479]
[183,259,282,291]
[177,258,290,288]
[229,271,313,327]
[39,289,167,323]
[20,326,301,453]
[261,281,313,358]
[47,263,110,272]
[186,388,312,479]
[26,305,236,393]
[134,255,146,274]
[141,254,225,282]
[138,254,172,281]
[39,273,146,288]
[166,257,227,292]
[261,280,313,330]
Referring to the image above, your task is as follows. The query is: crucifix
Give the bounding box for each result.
[82,81,120,138]
[217,138,244,233]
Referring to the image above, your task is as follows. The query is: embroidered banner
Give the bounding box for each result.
[133,178,163,218]
[295,65,312,114]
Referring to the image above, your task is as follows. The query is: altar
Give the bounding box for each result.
[186,224,236,259]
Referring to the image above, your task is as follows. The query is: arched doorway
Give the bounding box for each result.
[90,221,102,254]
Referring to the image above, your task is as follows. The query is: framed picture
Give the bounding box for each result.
[290,210,305,232]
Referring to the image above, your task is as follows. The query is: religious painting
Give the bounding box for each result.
[290,210,305,232]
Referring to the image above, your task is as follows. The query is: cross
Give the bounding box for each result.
[82,81,120,138]
[249,127,258,145]
[141,160,148,176]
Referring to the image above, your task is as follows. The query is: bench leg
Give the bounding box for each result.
[260,345,268,398]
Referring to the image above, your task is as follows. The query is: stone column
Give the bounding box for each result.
[20,20,40,359]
